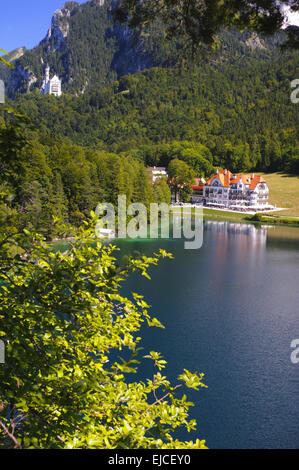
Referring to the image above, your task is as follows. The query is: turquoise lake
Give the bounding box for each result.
[115,220,299,449]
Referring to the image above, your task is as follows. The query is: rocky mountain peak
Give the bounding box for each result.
[59,1,80,17]
[43,2,80,52]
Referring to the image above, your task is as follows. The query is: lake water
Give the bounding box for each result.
[115,220,299,449]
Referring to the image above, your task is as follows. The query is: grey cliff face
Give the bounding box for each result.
[7,2,80,97]
[8,65,36,97]
[43,2,79,52]
[6,0,154,98]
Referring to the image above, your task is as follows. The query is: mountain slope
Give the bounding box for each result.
[2,0,299,176]
[3,0,288,99]
[9,44,299,175]
[5,0,178,98]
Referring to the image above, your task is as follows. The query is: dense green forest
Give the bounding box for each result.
[2,0,179,98]
[0,110,171,237]
[2,0,299,450]
[1,0,299,180]
[7,47,299,175]
[1,0,299,236]
[2,43,299,233]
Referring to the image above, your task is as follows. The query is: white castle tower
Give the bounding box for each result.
[41,65,62,97]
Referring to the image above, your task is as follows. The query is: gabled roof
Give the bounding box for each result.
[206,170,233,188]
[206,170,267,190]
[249,174,266,190]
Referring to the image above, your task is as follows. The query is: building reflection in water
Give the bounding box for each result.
[203,220,268,291]
[204,220,267,252]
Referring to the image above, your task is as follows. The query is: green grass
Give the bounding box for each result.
[246,213,299,227]
[201,173,299,219]
[202,208,245,219]
[257,172,299,218]
[170,171,299,227]
[171,207,249,224]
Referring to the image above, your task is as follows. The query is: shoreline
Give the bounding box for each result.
[49,206,299,245]
[171,206,299,228]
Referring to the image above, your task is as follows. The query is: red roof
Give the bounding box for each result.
[206,170,266,190]
[206,170,233,188]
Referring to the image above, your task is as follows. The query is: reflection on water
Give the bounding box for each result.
[51,219,299,448]
[118,219,299,449]
[265,225,299,251]
[204,220,267,251]
[205,220,266,238]
[203,219,299,252]
[202,221,268,289]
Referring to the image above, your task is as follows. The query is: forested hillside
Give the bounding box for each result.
[8,44,299,175]
[1,0,298,178]
[0,111,171,237]
[3,0,179,98]
[1,0,299,237]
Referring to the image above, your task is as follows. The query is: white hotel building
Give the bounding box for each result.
[203,169,270,210]
[148,167,168,182]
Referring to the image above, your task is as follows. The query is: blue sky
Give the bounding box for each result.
[1,0,86,53]
[1,1,299,54]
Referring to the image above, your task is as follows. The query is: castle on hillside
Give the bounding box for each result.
[40,65,62,96]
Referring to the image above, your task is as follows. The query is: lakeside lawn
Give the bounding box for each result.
[202,172,299,221]
[258,172,299,218]
[172,206,249,223]
[171,172,299,222]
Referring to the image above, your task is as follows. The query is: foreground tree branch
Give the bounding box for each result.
[0,213,207,449]
[115,0,299,50]
[0,421,22,449]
